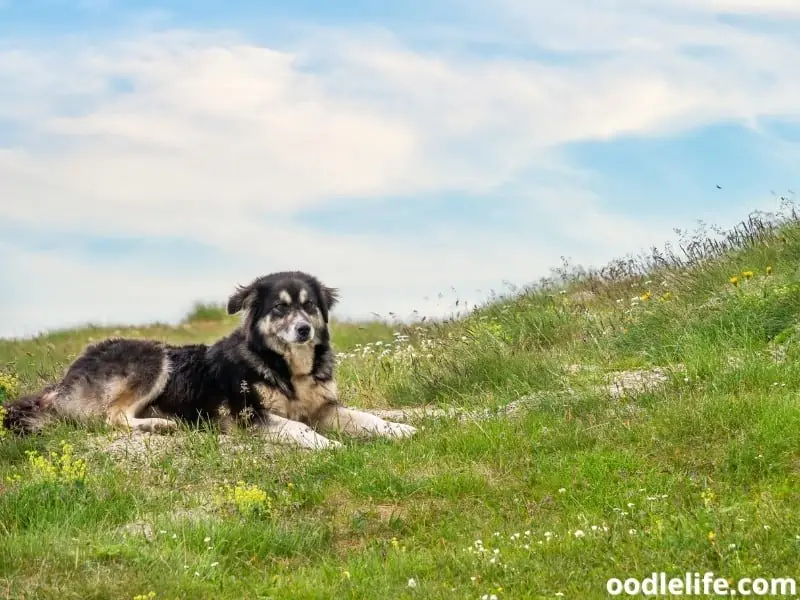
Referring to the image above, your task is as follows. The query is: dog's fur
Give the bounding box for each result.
[2,271,416,450]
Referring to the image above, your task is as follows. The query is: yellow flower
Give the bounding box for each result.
[660,291,672,302]
[640,291,652,302]
[25,441,87,484]
[0,372,20,399]
[707,531,717,542]
[729,276,739,286]
[132,593,156,600]
[742,270,754,279]
[222,481,272,517]
[766,265,773,275]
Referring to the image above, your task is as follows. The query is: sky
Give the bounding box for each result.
[1,0,799,338]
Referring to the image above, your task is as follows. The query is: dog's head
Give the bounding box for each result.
[226,271,339,349]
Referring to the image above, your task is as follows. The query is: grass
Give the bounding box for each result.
[2,205,800,598]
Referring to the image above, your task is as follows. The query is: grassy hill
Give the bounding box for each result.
[1,208,800,599]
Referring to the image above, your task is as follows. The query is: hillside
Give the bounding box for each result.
[1,207,800,599]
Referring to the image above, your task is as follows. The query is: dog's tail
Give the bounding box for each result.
[1,385,60,435]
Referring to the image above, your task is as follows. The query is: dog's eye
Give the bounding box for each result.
[303,300,315,312]
[273,304,289,315]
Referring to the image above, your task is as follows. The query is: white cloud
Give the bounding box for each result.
[1,2,799,337]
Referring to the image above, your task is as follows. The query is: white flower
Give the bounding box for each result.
[204,537,211,543]
[408,578,417,588]
[210,562,219,567]
[628,529,637,535]
[558,488,566,493]
[573,530,585,538]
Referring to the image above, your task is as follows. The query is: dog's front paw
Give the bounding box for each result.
[381,421,418,439]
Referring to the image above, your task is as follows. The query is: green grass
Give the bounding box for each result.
[2,209,800,598]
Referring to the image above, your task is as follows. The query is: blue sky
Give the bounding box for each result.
[1,0,799,337]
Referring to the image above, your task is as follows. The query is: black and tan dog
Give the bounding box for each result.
[2,271,417,450]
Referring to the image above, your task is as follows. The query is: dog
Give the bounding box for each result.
[2,271,417,450]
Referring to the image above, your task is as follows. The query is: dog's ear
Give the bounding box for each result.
[321,285,339,311]
[227,283,257,315]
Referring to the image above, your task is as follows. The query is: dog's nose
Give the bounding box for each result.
[296,323,312,340]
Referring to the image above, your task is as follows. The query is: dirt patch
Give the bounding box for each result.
[84,429,281,465]
[605,367,671,399]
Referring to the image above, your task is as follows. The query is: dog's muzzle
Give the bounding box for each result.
[295,321,313,343]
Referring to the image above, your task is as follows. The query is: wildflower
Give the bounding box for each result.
[25,441,87,484]
[573,530,585,538]
[729,276,739,286]
[707,531,716,542]
[742,270,754,279]
[132,593,156,600]
[210,562,219,567]
[407,578,417,588]
[628,529,637,536]
[701,488,715,508]
[660,291,672,302]
[0,372,20,399]
[558,488,566,493]
[766,265,773,275]
[342,570,351,580]
[640,291,652,302]
[221,481,272,517]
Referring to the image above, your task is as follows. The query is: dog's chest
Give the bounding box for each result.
[285,344,315,376]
